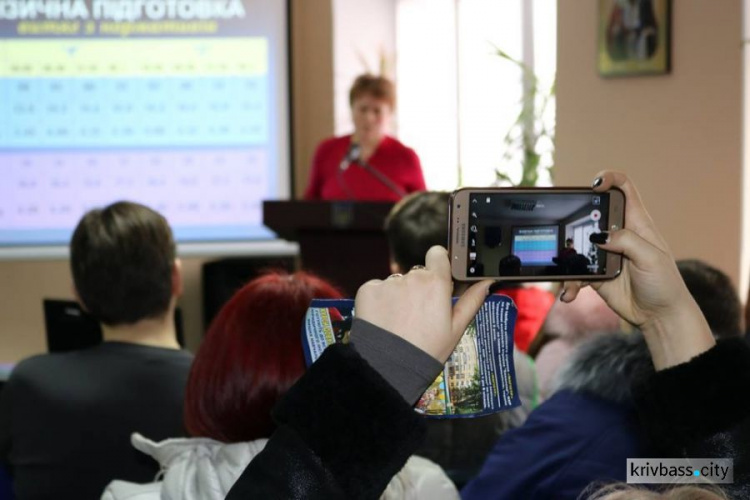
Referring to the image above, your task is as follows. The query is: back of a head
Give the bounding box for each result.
[70,201,176,326]
[541,286,621,341]
[499,254,521,276]
[585,483,729,500]
[184,271,343,443]
[677,259,742,340]
[384,191,450,271]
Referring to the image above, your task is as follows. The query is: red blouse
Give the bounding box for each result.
[303,135,426,202]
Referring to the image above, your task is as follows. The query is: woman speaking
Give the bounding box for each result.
[304,74,426,202]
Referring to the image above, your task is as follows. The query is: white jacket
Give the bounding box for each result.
[102,433,459,500]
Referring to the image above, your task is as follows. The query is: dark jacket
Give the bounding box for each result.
[634,338,750,498]
[462,332,654,499]
[460,390,651,499]
[0,342,193,500]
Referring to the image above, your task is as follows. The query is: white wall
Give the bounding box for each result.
[556,1,744,292]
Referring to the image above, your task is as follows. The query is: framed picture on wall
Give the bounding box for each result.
[598,0,671,77]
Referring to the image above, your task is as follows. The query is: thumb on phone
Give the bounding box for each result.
[451,280,493,341]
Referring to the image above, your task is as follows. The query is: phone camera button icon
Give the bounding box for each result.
[470,225,478,233]
[590,209,601,222]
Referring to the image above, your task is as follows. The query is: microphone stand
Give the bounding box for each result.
[337,147,358,200]
[353,159,406,199]
[336,164,357,200]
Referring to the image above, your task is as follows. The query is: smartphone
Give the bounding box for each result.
[449,187,625,282]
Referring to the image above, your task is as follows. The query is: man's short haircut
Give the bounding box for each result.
[349,73,396,109]
[70,201,176,326]
[677,259,742,340]
[384,191,449,271]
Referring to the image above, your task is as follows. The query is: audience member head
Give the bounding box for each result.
[552,331,653,405]
[532,287,621,396]
[498,254,521,277]
[184,271,343,443]
[384,191,450,274]
[349,74,396,145]
[677,259,742,340]
[70,201,178,326]
[540,287,621,342]
[585,482,729,500]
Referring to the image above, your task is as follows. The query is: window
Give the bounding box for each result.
[396,0,556,190]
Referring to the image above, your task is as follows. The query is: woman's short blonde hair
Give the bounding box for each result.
[349,74,396,109]
[583,482,729,500]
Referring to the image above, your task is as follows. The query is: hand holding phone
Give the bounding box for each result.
[355,246,492,363]
[449,187,625,282]
[561,171,715,371]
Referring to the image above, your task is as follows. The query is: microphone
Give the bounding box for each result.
[338,141,406,199]
[336,142,359,199]
[339,143,362,171]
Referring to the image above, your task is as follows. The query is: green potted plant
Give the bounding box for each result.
[494,48,556,187]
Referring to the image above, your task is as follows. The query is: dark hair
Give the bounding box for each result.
[384,191,450,271]
[70,201,176,326]
[349,73,396,109]
[184,271,343,442]
[499,254,521,276]
[677,259,742,340]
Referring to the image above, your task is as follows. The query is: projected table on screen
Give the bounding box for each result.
[511,226,558,266]
[0,14,285,246]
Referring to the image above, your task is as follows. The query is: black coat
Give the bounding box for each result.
[226,344,425,499]
[634,338,750,498]
[227,339,750,499]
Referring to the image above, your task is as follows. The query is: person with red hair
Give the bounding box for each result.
[102,271,459,500]
[183,271,340,443]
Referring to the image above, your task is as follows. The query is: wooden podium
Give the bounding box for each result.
[263,201,395,296]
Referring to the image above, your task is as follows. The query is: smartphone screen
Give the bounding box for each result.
[461,191,615,279]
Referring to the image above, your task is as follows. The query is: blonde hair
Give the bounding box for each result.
[349,74,396,109]
[583,482,729,500]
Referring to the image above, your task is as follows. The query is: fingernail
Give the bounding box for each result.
[589,231,609,244]
[592,177,603,188]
